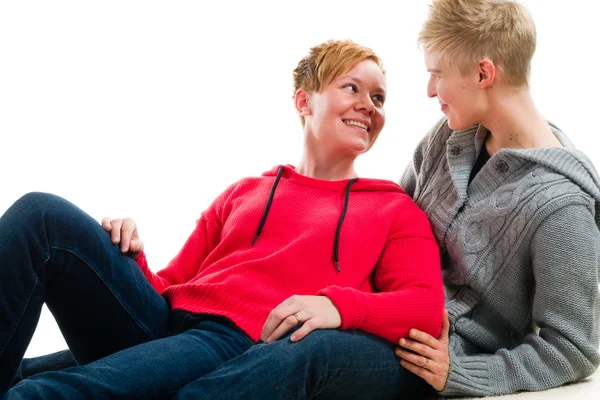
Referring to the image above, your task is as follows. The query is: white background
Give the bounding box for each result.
[0,0,598,358]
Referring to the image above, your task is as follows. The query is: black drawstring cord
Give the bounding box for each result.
[333,178,358,272]
[252,166,284,246]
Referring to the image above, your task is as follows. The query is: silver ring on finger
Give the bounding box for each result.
[420,357,430,369]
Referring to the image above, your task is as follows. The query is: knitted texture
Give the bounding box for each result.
[137,165,444,343]
[401,118,600,396]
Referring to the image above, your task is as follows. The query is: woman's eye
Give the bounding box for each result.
[344,83,358,93]
[373,94,385,105]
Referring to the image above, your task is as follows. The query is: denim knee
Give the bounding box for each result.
[9,192,67,221]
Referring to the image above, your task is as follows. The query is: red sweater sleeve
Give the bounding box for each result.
[134,251,168,292]
[319,210,444,343]
[135,216,222,294]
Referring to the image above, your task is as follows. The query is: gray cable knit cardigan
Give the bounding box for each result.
[400,118,600,397]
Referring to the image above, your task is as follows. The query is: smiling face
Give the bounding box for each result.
[299,59,386,157]
[425,50,487,130]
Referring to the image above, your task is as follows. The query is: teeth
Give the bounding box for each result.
[344,120,369,131]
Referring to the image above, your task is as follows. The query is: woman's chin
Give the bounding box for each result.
[447,118,473,131]
[346,141,371,156]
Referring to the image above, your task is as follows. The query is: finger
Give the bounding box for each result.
[261,304,285,340]
[261,312,278,341]
[101,217,112,232]
[110,219,123,244]
[395,347,433,370]
[263,305,301,341]
[407,328,440,350]
[261,295,301,333]
[400,358,448,392]
[261,302,300,342]
[394,342,439,365]
[398,337,437,360]
[440,308,450,342]
[290,318,316,342]
[399,359,439,386]
[119,218,136,252]
[266,314,302,343]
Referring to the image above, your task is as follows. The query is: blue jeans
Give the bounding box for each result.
[1,193,434,399]
[174,328,435,400]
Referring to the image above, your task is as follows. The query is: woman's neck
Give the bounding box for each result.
[296,150,358,181]
[481,88,562,155]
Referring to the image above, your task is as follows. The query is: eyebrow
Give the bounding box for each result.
[427,68,442,73]
[339,75,387,95]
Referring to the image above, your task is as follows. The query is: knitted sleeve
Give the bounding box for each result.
[318,207,445,343]
[135,183,237,293]
[441,204,600,397]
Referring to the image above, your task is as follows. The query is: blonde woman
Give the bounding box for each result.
[395,0,600,397]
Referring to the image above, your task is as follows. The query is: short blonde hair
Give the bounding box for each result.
[418,0,536,87]
[293,40,383,125]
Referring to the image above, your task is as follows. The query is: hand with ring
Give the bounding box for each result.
[394,308,451,391]
[260,295,341,344]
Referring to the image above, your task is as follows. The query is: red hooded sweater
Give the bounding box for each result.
[136,165,444,343]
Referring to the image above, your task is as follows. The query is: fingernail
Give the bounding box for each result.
[399,338,405,345]
[267,337,273,344]
[290,335,297,342]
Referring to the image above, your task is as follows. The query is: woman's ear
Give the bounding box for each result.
[478,59,496,88]
[294,88,312,116]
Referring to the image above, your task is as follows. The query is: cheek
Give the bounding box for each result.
[379,108,386,123]
[437,85,452,103]
[373,110,385,134]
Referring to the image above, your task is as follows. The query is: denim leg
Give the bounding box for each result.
[173,329,436,400]
[12,350,77,386]
[5,319,254,400]
[0,192,170,393]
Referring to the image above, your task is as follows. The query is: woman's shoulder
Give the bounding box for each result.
[504,147,600,205]
[489,154,600,234]
[374,190,435,238]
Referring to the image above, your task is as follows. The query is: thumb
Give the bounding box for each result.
[440,308,450,342]
[129,239,144,254]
